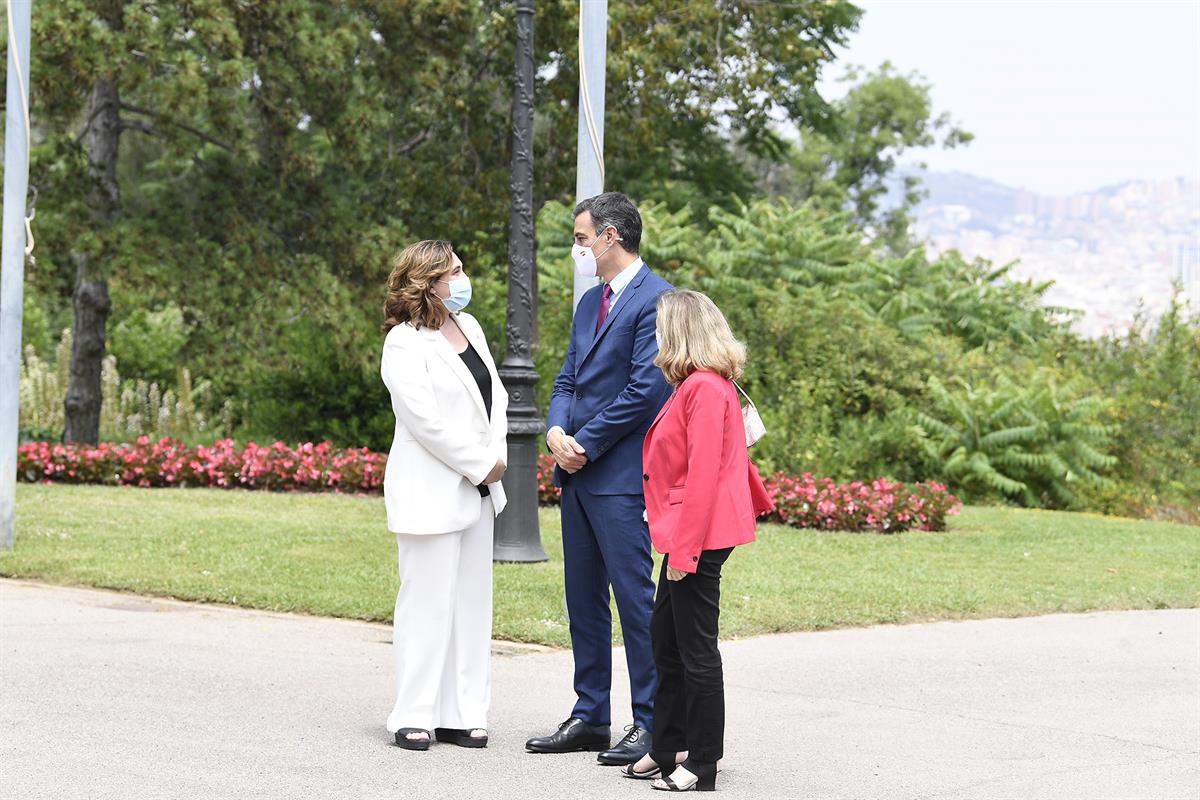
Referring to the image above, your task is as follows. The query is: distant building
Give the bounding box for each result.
[939,204,972,225]
[1014,190,1037,217]
[916,173,1198,335]
[1179,243,1200,307]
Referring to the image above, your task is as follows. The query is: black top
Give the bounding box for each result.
[459,343,492,421]
[458,343,493,497]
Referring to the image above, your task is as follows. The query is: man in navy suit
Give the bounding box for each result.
[525,193,673,766]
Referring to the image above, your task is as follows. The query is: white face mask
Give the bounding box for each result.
[435,275,472,312]
[571,231,620,278]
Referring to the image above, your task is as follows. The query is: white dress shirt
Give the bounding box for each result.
[606,257,645,305]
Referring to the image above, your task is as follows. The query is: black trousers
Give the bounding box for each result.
[650,546,734,764]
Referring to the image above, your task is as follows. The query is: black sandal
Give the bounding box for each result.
[622,750,676,780]
[394,728,432,751]
[651,758,717,792]
[434,727,488,748]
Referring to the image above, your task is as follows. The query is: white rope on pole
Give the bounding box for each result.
[6,0,35,261]
[577,1,604,188]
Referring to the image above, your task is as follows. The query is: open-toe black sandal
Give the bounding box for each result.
[394,728,432,751]
[622,751,676,780]
[434,727,488,748]
[652,758,718,792]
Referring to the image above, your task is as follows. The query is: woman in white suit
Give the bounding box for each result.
[380,239,508,751]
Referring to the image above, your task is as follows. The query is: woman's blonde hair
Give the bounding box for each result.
[382,240,455,334]
[654,289,746,385]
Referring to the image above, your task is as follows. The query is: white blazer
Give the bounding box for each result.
[380,312,508,534]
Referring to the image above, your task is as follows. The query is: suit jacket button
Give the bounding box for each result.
[692,556,698,562]
[574,391,581,399]
[643,473,649,481]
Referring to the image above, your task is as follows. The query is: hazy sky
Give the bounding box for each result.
[818,0,1200,195]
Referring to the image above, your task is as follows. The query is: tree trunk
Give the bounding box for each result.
[63,268,111,443]
[63,78,119,444]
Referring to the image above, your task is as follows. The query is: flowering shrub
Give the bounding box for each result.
[535,454,959,533]
[19,440,959,532]
[20,329,233,443]
[537,454,563,506]
[18,438,386,493]
[762,471,959,533]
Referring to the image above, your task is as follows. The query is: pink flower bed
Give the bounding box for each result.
[18,437,386,493]
[762,471,959,533]
[19,440,960,533]
[535,454,959,533]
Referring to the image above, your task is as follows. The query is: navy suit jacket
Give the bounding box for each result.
[547,263,674,495]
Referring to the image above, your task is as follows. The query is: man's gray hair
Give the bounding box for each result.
[573,192,642,254]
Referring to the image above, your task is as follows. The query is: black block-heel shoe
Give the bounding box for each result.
[621,750,676,780]
[394,728,431,751]
[434,728,488,748]
[651,759,717,792]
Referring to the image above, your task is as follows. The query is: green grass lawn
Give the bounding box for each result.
[3,483,1197,647]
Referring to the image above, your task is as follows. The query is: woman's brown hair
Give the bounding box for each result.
[381,240,455,334]
[654,289,746,385]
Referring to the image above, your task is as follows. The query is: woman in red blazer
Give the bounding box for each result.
[622,290,774,792]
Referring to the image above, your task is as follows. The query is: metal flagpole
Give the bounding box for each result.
[573,0,607,311]
[0,0,34,551]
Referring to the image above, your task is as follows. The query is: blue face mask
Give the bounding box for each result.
[437,275,472,312]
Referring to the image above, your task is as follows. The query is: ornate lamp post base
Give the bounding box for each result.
[493,365,547,562]
[492,431,547,561]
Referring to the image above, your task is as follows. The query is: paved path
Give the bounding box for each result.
[1,579,1197,799]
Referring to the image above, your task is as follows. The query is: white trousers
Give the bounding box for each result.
[386,496,494,732]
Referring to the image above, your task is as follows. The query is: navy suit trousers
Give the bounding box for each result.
[559,481,657,730]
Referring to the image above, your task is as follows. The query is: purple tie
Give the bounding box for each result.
[596,283,613,333]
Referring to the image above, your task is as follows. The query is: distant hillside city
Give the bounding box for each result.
[912,172,1199,337]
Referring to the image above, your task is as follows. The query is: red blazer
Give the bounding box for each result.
[642,370,775,573]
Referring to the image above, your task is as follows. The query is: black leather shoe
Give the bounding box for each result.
[525,717,610,753]
[597,724,652,765]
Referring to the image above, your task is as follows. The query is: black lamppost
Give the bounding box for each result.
[494,0,547,562]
